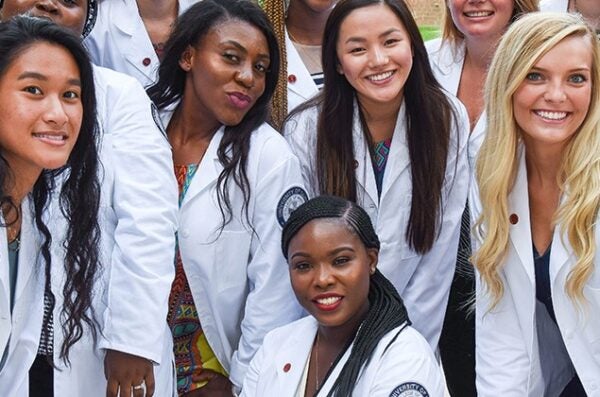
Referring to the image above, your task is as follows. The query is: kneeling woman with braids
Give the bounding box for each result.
[242,196,444,397]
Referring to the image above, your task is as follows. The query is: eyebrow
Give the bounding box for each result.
[222,40,270,60]
[530,66,591,73]
[344,28,403,44]
[18,71,82,86]
[289,246,355,260]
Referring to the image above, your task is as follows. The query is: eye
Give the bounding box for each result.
[62,0,79,6]
[291,261,311,272]
[333,256,350,266]
[525,72,543,82]
[23,86,42,95]
[254,62,269,74]
[63,90,80,100]
[568,74,587,84]
[223,52,240,63]
[349,47,366,54]
[384,38,400,46]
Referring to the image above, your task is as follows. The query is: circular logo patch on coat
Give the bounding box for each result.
[389,382,429,397]
[276,186,308,227]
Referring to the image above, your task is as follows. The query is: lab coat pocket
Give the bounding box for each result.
[215,231,250,293]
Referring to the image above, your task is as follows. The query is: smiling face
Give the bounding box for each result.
[1,0,87,36]
[336,3,412,115]
[287,218,377,332]
[0,41,83,182]
[448,0,514,42]
[180,18,269,131]
[512,34,593,152]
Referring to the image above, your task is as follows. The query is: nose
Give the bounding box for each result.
[235,62,255,89]
[544,80,567,103]
[36,0,59,13]
[368,47,389,69]
[315,264,335,289]
[43,96,69,127]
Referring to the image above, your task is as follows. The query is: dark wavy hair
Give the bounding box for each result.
[287,0,459,254]
[282,196,410,396]
[0,16,101,365]
[147,0,280,227]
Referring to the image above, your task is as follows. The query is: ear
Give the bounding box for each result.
[367,248,378,275]
[179,45,194,72]
[336,61,344,75]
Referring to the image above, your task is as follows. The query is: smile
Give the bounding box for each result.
[464,11,494,17]
[33,133,67,141]
[534,110,568,121]
[367,70,395,82]
[316,296,341,305]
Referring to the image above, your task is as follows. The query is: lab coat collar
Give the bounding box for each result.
[429,39,465,95]
[352,100,410,206]
[285,31,320,102]
[508,145,535,286]
[274,317,317,393]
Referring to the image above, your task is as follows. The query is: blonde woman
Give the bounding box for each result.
[472,12,600,396]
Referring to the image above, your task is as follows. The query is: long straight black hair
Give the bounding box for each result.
[288,0,459,254]
[0,16,101,364]
[147,0,280,227]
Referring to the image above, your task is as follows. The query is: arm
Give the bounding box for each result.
[94,69,177,394]
[229,136,305,390]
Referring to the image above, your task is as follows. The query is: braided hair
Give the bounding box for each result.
[282,195,410,396]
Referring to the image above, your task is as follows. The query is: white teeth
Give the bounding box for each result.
[535,110,568,120]
[465,11,493,17]
[368,71,394,82]
[34,134,65,141]
[316,297,341,305]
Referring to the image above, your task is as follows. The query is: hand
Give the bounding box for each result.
[104,349,155,397]
[182,369,234,397]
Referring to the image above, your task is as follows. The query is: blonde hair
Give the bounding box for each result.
[442,0,538,44]
[474,12,600,310]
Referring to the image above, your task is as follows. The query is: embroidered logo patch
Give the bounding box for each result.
[276,186,308,227]
[389,382,429,397]
[151,103,168,140]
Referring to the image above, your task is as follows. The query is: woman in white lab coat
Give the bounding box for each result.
[425,3,537,394]
[147,1,305,395]
[84,0,200,87]
[0,16,101,396]
[284,0,469,353]
[472,12,600,396]
[242,196,444,397]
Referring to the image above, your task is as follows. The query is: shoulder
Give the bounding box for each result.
[250,122,296,160]
[262,316,316,346]
[539,0,568,11]
[283,104,320,142]
[92,65,146,98]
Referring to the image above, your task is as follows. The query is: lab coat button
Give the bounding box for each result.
[509,213,519,225]
[287,74,297,84]
[142,57,152,66]
[180,229,190,238]
[283,363,291,372]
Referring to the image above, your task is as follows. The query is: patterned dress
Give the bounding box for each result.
[372,138,392,197]
[169,164,227,395]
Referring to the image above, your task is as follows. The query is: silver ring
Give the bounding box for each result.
[133,383,144,390]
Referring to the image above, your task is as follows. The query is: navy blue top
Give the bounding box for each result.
[534,243,556,323]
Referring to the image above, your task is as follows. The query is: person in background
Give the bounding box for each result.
[0,16,101,396]
[472,11,600,396]
[147,0,306,395]
[540,0,600,35]
[284,0,469,354]
[426,1,537,394]
[85,0,201,87]
[242,196,445,397]
[0,0,179,396]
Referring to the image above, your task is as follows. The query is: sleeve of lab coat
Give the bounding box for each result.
[398,99,470,349]
[96,70,178,363]
[229,134,305,389]
[239,335,266,397]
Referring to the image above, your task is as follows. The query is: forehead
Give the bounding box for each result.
[338,3,406,38]
[291,218,361,248]
[532,34,593,70]
[199,18,268,52]
[1,41,79,82]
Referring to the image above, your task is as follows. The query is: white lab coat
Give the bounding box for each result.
[161,109,305,390]
[84,0,199,87]
[285,30,319,114]
[539,0,568,11]
[471,145,600,396]
[45,66,178,396]
[0,199,45,396]
[241,316,445,397]
[284,99,470,350]
[426,38,487,170]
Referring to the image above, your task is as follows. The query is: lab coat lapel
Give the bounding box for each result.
[508,147,536,286]
[379,102,410,202]
[12,197,39,305]
[179,127,225,209]
[285,32,319,102]
[352,105,379,207]
[431,40,465,95]
[275,318,317,394]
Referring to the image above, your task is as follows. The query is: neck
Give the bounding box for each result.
[464,36,499,70]
[286,2,333,45]
[136,0,178,20]
[317,301,369,349]
[359,96,401,142]
[169,96,221,144]
[524,141,564,188]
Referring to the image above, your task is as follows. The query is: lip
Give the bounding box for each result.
[532,109,570,123]
[227,92,253,110]
[365,70,396,85]
[463,10,494,18]
[312,293,343,312]
[32,132,68,147]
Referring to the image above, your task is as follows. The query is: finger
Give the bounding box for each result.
[191,370,216,383]
[132,379,145,397]
[106,380,119,397]
[145,370,156,397]
[120,383,131,397]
